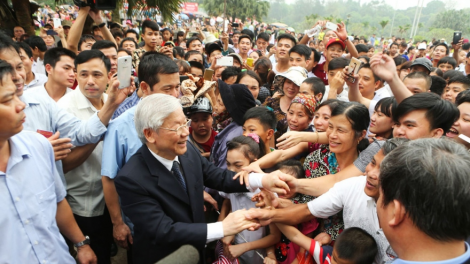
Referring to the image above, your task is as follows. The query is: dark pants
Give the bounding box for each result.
[73,207,113,264]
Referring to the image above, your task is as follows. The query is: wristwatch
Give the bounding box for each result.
[74,236,90,248]
[98,22,106,28]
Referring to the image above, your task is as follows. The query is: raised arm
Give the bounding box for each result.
[370,53,412,104]
[88,9,117,46]
[67,6,90,54]
[334,22,358,58]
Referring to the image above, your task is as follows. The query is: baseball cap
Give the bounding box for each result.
[411,58,432,72]
[418,43,427,50]
[326,38,345,50]
[185,97,213,116]
[61,20,72,28]
[228,53,243,65]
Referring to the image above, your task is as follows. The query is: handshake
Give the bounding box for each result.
[222,170,299,236]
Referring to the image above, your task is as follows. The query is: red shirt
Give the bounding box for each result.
[189,127,218,153]
[312,61,328,85]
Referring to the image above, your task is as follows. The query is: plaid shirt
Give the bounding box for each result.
[112,90,140,120]
[132,46,161,69]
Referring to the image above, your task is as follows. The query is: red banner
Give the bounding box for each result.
[183,2,198,13]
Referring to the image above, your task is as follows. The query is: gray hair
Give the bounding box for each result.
[380,138,470,241]
[134,94,182,144]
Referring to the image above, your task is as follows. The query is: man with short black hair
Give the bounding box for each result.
[92,40,118,75]
[272,33,297,75]
[403,71,432,94]
[125,29,139,43]
[77,35,97,53]
[132,20,160,69]
[13,26,25,41]
[185,50,204,64]
[24,36,47,75]
[289,45,311,70]
[306,48,320,78]
[389,42,399,58]
[355,44,369,57]
[299,77,325,102]
[398,42,409,60]
[16,41,48,91]
[189,61,204,78]
[57,50,115,264]
[443,75,470,103]
[238,34,252,61]
[378,138,470,263]
[26,47,77,101]
[256,32,270,56]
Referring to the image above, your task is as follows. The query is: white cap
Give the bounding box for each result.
[418,43,427,50]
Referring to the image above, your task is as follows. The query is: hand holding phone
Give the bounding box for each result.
[117,56,132,89]
[346,57,363,83]
[217,57,233,67]
[453,31,462,45]
[53,18,61,29]
[246,58,254,68]
[325,21,338,32]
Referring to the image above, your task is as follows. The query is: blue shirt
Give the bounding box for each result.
[112,90,140,120]
[0,131,74,264]
[21,92,107,184]
[101,106,142,179]
[391,243,470,264]
[209,122,243,169]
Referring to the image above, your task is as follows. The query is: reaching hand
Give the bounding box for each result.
[276,131,304,149]
[233,163,263,185]
[222,209,260,236]
[47,131,73,161]
[329,70,345,91]
[54,26,65,38]
[227,244,248,260]
[203,191,219,211]
[333,21,347,41]
[341,66,359,89]
[88,9,103,24]
[76,245,97,264]
[108,74,135,106]
[251,189,279,208]
[369,53,398,83]
[261,170,291,195]
[244,208,273,226]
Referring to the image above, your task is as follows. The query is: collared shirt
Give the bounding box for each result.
[58,89,108,217]
[0,131,74,264]
[112,90,140,120]
[308,176,392,264]
[101,106,142,179]
[25,84,73,101]
[322,84,349,103]
[21,90,107,185]
[24,73,48,91]
[147,147,246,244]
[391,243,470,264]
[33,57,46,76]
[132,46,161,69]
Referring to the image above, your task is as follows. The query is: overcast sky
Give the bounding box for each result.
[359,0,469,10]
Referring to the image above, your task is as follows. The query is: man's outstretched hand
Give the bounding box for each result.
[222,209,260,236]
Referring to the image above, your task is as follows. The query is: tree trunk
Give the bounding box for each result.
[12,0,35,36]
[112,0,123,23]
[0,0,18,33]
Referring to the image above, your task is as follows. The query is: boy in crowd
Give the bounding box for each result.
[299,77,325,102]
[24,36,47,75]
[92,40,118,76]
[189,61,204,78]
[256,32,270,56]
[132,20,161,69]
[272,33,297,75]
[437,56,457,73]
[357,64,384,101]
[186,97,218,158]
[306,48,321,78]
[242,106,277,154]
[323,57,350,102]
[442,75,470,103]
[238,34,252,61]
[185,50,204,64]
[16,41,48,91]
[389,42,399,58]
[289,45,312,70]
[25,47,76,102]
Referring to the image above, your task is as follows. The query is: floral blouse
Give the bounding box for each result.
[262,96,287,141]
[292,143,345,241]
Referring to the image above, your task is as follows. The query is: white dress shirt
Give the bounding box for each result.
[24,72,48,91]
[307,176,392,263]
[25,84,72,101]
[32,57,46,76]
[58,89,108,217]
[147,147,265,244]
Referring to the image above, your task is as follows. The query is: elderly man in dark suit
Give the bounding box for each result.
[115,93,288,264]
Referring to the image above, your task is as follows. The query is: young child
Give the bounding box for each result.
[216,135,280,264]
[437,56,457,73]
[186,97,217,158]
[299,77,326,103]
[278,226,378,264]
[242,107,277,153]
[255,160,329,264]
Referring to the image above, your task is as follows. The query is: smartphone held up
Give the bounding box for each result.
[117,56,132,89]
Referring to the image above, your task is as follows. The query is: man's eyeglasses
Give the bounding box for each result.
[159,120,191,135]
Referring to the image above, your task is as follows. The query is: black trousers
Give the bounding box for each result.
[73,207,113,264]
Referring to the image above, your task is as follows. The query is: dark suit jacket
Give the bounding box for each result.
[115,142,249,264]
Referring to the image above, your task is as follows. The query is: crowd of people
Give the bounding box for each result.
[2,2,470,264]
